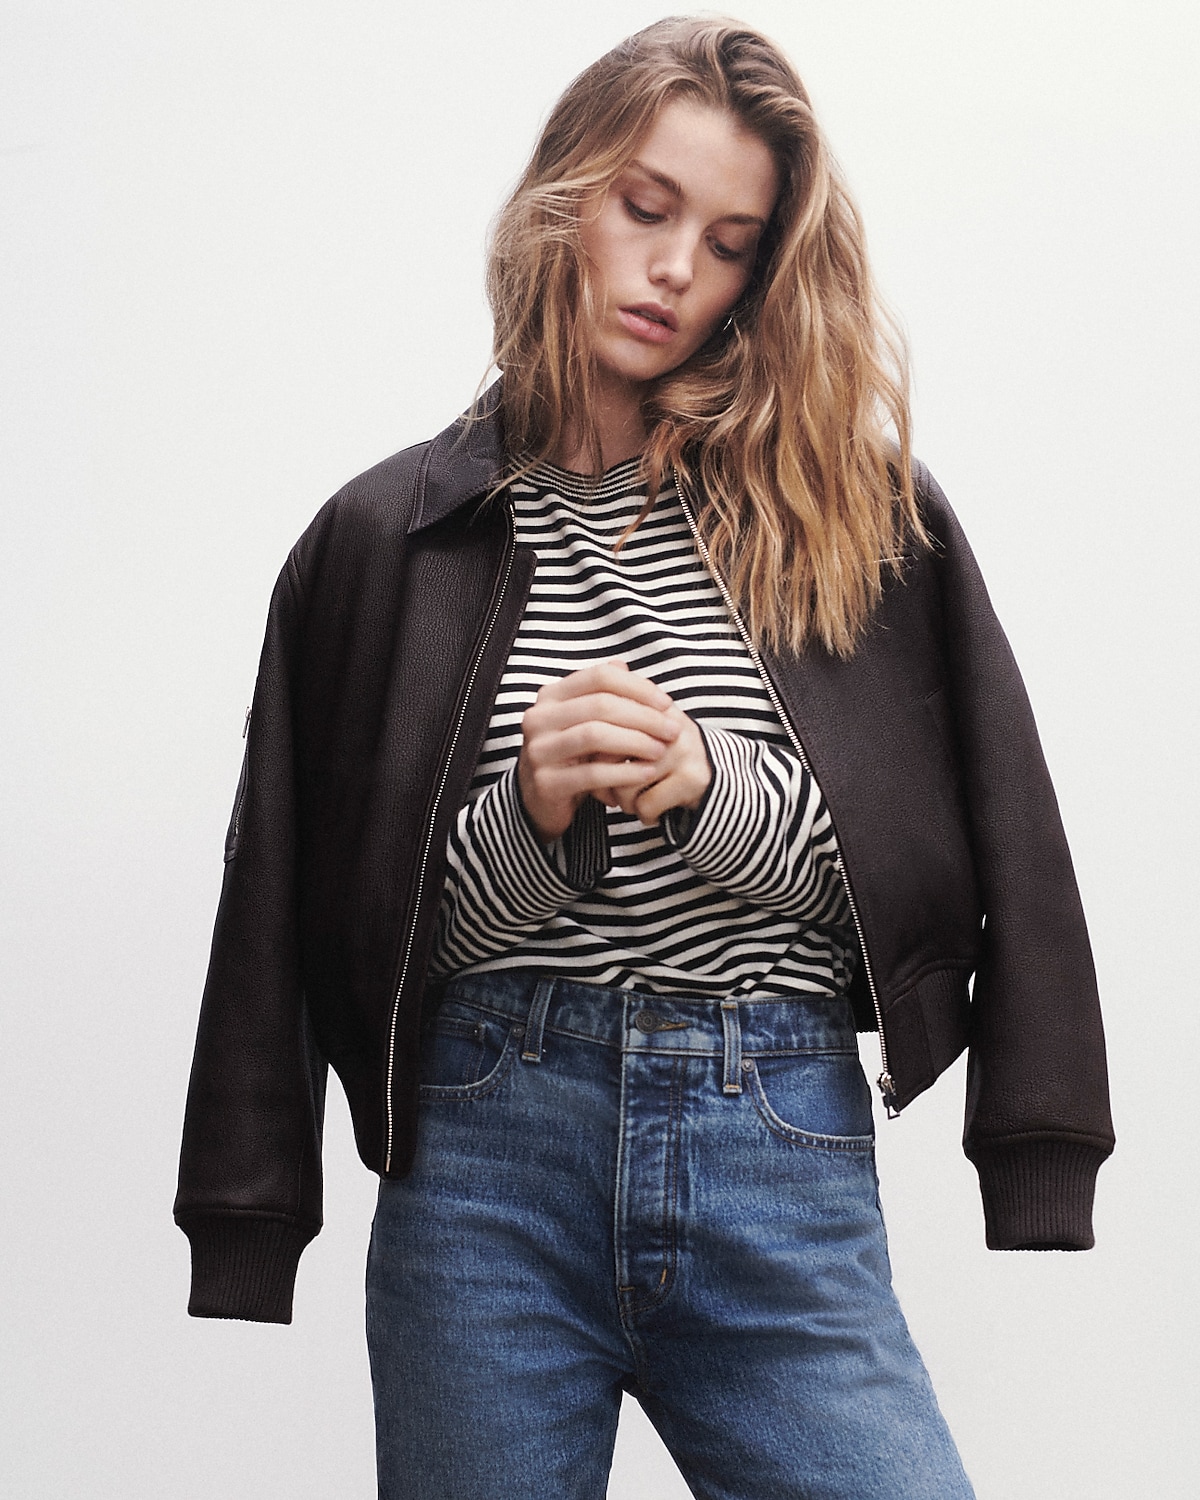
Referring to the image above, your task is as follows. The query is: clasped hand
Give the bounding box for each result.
[516,660,712,843]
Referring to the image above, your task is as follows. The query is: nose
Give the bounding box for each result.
[649,229,695,295]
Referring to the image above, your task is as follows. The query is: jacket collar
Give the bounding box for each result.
[407,381,506,534]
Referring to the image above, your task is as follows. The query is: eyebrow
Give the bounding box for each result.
[625,159,769,229]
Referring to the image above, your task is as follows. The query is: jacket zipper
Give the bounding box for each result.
[231,707,252,847]
[383,505,518,1170]
[672,475,899,1116]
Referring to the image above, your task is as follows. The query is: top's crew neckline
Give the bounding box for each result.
[521,454,648,503]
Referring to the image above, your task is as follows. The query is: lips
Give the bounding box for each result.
[623,302,678,331]
[617,303,679,345]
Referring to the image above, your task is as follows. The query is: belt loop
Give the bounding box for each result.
[720,1000,742,1095]
[521,977,555,1063]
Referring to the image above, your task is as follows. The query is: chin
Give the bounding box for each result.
[602,345,694,387]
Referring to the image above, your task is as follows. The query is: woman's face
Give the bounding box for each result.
[579,97,779,391]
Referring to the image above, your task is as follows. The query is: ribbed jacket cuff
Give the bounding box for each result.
[178,1212,318,1323]
[968,1139,1111,1251]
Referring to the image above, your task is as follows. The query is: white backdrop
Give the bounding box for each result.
[3,2,1197,1496]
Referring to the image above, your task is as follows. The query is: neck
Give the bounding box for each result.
[551,369,647,472]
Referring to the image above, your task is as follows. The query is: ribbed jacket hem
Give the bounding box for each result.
[969,1138,1111,1250]
[178,1212,318,1323]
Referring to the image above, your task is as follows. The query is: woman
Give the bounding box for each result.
[176,17,1114,1499]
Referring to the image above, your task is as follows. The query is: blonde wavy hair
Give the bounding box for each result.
[485,16,923,657]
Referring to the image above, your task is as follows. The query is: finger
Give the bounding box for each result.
[635,751,712,823]
[532,759,668,800]
[528,692,680,744]
[612,783,652,818]
[526,721,672,769]
[613,729,711,824]
[541,661,672,711]
[630,777,674,825]
[613,769,683,825]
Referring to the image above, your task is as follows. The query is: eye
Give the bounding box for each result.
[623,197,665,225]
[710,236,752,263]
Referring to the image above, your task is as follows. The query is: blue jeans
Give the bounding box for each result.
[367,971,975,1500]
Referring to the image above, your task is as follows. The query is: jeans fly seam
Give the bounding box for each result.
[658,1055,684,1300]
[613,1004,633,1324]
[625,1053,685,1320]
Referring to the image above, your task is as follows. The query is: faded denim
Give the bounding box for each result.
[367,971,975,1500]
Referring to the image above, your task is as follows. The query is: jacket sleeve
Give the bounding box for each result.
[924,463,1115,1249]
[174,548,327,1322]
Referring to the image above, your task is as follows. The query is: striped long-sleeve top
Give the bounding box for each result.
[428,458,857,998]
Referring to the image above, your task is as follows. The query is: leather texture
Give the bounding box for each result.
[175,403,1114,1321]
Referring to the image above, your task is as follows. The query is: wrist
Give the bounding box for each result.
[515,759,572,842]
[682,719,714,807]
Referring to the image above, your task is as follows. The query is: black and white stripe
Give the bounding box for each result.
[429,458,856,997]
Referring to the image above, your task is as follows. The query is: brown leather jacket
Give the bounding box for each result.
[175,402,1114,1322]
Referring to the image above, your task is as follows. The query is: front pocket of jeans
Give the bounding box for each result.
[746,1052,875,1150]
[418,1010,520,1101]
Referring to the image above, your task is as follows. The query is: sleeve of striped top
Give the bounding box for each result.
[433,765,611,972]
[660,724,848,927]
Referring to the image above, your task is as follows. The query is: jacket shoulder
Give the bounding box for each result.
[303,440,434,550]
[280,438,436,603]
[893,457,988,606]
[909,456,964,552]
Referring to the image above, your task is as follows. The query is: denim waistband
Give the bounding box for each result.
[433,970,859,1065]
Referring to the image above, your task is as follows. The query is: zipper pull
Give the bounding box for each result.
[877,1071,900,1119]
[242,706,252,739]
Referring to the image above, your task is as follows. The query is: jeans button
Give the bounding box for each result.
[634,1008,662,1034]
